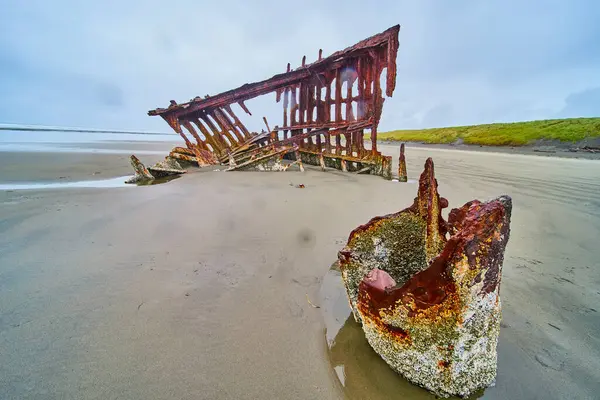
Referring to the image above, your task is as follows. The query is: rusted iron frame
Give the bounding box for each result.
[213,108,245,142]
[298,148,379,164]
[226,146,294,172]
[199,112,233,151]
[148,25,399,120]
[149,25,399,177]
[228,127,330,165]
[180,121,208,150]
[223,105,251,138]
[191,118,221,154]
[200,110,230,145]
[226,122,369,168]
[216,132,271,163]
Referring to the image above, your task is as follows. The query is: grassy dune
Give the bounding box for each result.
[377,118,600,146]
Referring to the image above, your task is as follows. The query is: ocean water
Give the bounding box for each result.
[0,128,181,153]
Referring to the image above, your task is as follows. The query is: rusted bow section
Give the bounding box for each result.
[148,26,400,178]
[338,158,512,398]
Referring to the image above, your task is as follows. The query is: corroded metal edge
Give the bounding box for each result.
[337,158,512,397]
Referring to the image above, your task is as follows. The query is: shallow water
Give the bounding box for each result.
[0,128,177,143]
[0,128,179,154]
[0,143,168,155]
[0,175,180,190]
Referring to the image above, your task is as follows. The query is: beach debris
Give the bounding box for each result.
[228,151,236,167]
[338,158,512,398]
[125,155,155,183]
[148,25,400,179]
[293,147,305,173]
[306,293,321,308]
[319,152,326,171]
[296,184,305,189]
[398,143,407,182]
[341,159,348,172]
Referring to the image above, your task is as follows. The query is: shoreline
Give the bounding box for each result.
[380,140,600,160]
[0,141,177,183]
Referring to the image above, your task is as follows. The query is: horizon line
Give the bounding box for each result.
[0,123,175,136]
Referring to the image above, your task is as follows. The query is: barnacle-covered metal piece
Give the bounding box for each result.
[338,158,512,398]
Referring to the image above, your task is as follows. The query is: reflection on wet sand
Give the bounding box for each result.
[0,174,180,191]
[321,264,485,400]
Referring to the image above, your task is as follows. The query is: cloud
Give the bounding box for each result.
[1,0,599,133]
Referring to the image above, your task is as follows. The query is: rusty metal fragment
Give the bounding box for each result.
[398,143,407,182]
[126,155,186,184]
[147,157,186,178]
[168,146,219,167]
[338,158,512,398]
[125,155,154,183]
[148,25,400,179]
[319,151,326,171]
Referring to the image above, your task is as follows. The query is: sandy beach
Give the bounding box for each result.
[1,142,599,399]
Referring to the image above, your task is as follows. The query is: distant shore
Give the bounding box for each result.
[376,117,600,146]
[380,140,600,160]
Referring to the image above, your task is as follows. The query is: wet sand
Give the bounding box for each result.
[1,144,599,399]
[0,141,174,183]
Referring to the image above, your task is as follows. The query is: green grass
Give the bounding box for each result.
[375,118,600,146]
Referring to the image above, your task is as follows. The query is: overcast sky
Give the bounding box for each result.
[1,0,599,134]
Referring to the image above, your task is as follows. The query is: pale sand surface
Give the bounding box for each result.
[1,143,599,399]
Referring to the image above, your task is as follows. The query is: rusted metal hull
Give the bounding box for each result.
[338,158,512,397]
[148,26,400,178]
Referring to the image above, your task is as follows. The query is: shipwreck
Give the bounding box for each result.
[338,158,512,398]
[147,25,400,178]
